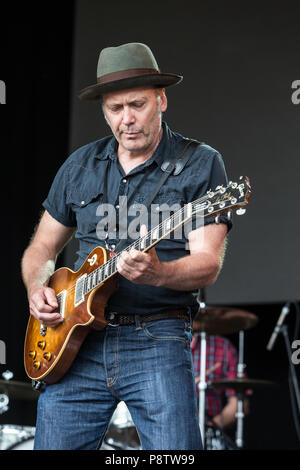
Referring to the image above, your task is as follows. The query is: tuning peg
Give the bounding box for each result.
[215,215,220,224]
[236,208,246,215]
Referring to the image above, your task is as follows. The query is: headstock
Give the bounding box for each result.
[192,176,251,223]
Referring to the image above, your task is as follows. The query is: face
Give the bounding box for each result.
[102,86,167,154]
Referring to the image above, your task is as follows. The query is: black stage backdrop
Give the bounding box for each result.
[0,2,74,432]
[0,0,300,450]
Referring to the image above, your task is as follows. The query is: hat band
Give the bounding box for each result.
[97,68,160,85]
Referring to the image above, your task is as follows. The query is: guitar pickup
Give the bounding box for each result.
[56,290,67,318]
[74,274,87,307]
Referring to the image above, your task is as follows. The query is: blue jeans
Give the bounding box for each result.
[34,315,202,450]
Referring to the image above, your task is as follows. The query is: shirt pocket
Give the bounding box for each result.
[66,187,104,236]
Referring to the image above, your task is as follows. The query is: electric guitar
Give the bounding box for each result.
[24,177,251,384]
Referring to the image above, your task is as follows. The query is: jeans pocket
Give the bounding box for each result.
[142,318,192,343]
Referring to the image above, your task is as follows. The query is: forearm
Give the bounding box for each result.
[213,397,238,429]
[158,252,220,291]
[21,242,57,296]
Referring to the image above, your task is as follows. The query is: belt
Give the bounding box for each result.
[105,309,190,326]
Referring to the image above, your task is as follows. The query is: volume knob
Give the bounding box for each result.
[37,341,46,350]
[43,352,52,362]
[28,350,37,360]
[33,361,41,370]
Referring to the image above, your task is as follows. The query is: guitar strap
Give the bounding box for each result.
[103,138,203,253]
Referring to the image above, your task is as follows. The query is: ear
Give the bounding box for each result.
[159,88,168,113]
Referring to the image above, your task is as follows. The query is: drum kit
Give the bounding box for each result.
[193,293,276,450]
[0,371,38,449]
[0,299,276,451]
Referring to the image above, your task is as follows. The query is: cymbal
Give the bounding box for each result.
[193,306,258,335]
[0,379,39,401]
[208,378,276,392]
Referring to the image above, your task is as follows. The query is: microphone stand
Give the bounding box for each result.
[281,325,300,424]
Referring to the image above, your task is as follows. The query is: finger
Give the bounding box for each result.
[31,290,57,313]
[139,224,148,238]
[128,249,146,263]
[31,298,56,314]
[116,258,133,277]
[30,305,63,326]
[44,287,58,308]
[119,250,138,267]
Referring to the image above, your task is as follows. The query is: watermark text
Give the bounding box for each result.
[0,80,6,104]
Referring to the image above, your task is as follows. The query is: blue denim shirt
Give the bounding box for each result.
[43,122,231,315]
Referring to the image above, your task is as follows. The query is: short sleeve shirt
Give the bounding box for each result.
[43,121,232,315]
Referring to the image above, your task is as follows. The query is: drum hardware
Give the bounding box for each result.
[0,425,35,450]
[194,289,208,448]
[0,394,9,415]
[101,401,141,451]
[208,377,276,392]
[0,378,39,401]
[209,377,276,448]
[193,306,258,335]
[0,370,37,450]
[193,289,260,449]
[205,421,238,450]
[236,330,246,449]
[193,289,258,449]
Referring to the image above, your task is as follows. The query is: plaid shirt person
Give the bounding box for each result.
[191,335,239,418]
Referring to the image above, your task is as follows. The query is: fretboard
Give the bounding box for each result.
[80,176,250,296]
[82,197,209,294]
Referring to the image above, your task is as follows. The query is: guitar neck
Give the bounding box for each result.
[83,199,206,294]
[81,177,250,295]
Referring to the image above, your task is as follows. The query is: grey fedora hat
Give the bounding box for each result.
[78,42,183,100]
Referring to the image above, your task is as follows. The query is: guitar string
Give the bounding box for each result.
[58,191,236,299]
[60,199,206,298]
[56,187,239,299]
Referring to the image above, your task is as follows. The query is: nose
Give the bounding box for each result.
[122,106,135,126]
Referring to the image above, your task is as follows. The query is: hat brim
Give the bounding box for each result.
[77,72,183,100]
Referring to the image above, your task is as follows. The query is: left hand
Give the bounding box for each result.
[116,225,164,286]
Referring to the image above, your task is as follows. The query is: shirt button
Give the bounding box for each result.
[115,204,120,209]
[81,201,85,205]
[122,178,127,183]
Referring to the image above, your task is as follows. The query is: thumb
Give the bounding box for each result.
[44,287,58,308]
[139,224,148,238]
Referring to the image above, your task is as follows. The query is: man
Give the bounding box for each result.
[21,42,231,450]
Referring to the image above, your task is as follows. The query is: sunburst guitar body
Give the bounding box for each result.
[24,246,118,384]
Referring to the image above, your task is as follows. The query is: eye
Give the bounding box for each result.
[132,101,145,108]
[109,105,122,112]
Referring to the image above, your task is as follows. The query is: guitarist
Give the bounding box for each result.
[21,42,231,450]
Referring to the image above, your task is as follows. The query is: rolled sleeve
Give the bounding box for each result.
[42,161,76,227]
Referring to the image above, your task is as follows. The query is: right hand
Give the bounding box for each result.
[28,284,64,327]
